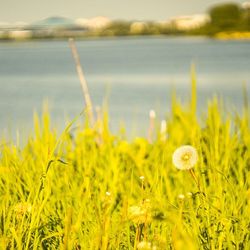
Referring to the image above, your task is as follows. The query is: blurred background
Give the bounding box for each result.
[0,0,249,137]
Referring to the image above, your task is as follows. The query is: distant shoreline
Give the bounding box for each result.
[0,33,250,43]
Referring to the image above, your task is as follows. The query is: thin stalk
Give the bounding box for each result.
[189,168,200,192]
[69,38,94,126]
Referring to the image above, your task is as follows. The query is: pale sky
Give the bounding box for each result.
[0,0,247,23]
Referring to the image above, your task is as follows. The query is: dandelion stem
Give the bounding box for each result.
[189,168,200,191]
[134,226,139,250]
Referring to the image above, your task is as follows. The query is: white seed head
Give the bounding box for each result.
[178,194,185,200]
[106,191,111,196]
[160,120,167,134]
[186,192,193,198]
[160,120,167,142]
[149,109,156,119]
[172,145,198,170]
[128,205,146,223]
[139,176,145,180]
[128,201,151,224]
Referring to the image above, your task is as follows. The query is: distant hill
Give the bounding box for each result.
[29,16,76,30]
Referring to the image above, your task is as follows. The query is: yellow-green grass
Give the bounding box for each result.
[0,77,250,249]
[214,31,250,40]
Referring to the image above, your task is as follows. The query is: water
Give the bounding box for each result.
[0,37,250,137]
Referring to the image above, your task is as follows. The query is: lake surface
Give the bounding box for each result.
[0,37,250,137]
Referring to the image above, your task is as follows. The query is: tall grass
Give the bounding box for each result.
[0,76,250,249]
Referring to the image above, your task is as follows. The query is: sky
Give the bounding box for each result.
[0,0,247,23]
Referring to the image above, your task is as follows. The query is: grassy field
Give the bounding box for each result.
[0,75,250,249]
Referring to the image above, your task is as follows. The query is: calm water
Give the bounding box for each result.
[0,37,250,137]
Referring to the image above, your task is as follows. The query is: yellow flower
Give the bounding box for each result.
[172,145,198,170]
[14,202,32,217]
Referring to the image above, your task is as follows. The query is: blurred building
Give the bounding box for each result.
[130,22,148,34]
[170,14,210,31]
[8,30,32,39]
[242,1,250,9]
[75,16,111,30]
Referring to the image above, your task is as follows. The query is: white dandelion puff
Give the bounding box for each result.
[160,120,167,134]
[148,109,156,143]
[178,194,185,200]
[160,120,167,142]
[128,205,146,224]
[149,109,156,119]
[172,145,198,170]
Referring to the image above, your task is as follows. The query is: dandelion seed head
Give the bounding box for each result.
[172,145,198,170]
[186,192,193,198]
[178,194,185,200]
[128,202,151,224]
[160,120,167,142]
[106,191,111,196]
[140,176,145,180]
[160,120,167,133]
[128,205,145,223]
[149,109,156,119]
